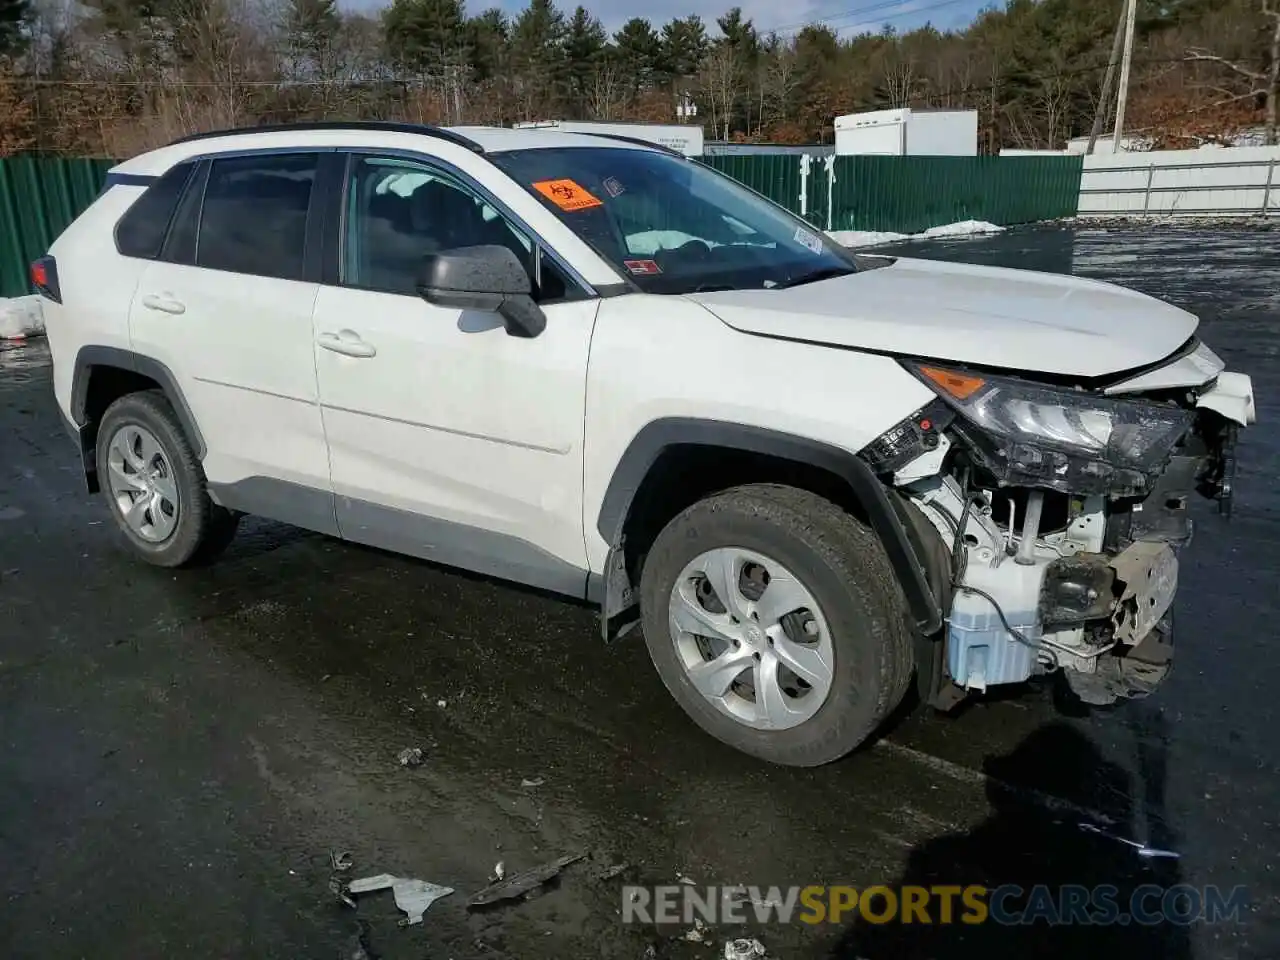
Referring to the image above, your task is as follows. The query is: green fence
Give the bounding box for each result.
[703,152,1083,234]
[702,154,805,216]
[0,156,115,298]
[826,155,1084,234]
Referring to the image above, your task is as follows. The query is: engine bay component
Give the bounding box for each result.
[1039,554,1117,625]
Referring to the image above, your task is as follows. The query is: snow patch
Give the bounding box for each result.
[829,220,1006,248]
[919,219,1006,239]
[828,230,909,248]
[0,296,45,340]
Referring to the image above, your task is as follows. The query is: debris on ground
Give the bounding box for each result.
[1078,822,1180,859]
[490,861,506,882]
[520,777,545,787]
[331,850,354,872]
[397,747,425,767]
[596,862,630,881]
[682,918,709,943]
[342,873,455,926]
[676,873,696,886]
[467,851,587,907]
[437,699,447,708]
[724,938,767,959]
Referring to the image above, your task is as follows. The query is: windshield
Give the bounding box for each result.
[489,147,856,295]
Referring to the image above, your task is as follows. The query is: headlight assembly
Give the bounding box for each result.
[907,363,1194,495]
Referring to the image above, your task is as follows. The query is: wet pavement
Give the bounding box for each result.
[2,223,1278,959]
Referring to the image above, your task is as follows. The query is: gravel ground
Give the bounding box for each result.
[1,222,1277,960]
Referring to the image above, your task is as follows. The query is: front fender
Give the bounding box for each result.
[596,418,944,639]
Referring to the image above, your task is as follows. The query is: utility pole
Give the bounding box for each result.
[1111,0,1138,153]
[1086,2,1127,154]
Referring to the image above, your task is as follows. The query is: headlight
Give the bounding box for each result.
[907,363,1194,495]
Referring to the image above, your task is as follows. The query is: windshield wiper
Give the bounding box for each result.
[772,266,855,290]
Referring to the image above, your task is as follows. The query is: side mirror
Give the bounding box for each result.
[417,245,546,338]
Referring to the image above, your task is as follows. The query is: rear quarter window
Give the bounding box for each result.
[114,162,196,259]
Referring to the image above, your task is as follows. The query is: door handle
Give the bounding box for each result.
[140,293,186,315]
[317,330,377,358]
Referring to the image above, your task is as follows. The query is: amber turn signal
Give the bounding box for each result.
[919,366,986,401]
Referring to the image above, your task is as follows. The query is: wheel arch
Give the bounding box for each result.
[595,418,945,641]
[70,346,206,493]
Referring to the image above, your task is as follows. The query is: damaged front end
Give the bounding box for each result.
[862,345,1256,707]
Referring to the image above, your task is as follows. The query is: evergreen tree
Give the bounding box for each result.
[0,0,31,57]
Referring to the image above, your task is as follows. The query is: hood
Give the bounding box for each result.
[688,257,1199,379]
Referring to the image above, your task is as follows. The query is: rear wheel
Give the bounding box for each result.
[97,391,238,567]
[639,484,913,767]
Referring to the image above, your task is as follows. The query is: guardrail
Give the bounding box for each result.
[1079,148,1279,217]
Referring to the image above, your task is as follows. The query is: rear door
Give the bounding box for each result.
[127,151,338,534]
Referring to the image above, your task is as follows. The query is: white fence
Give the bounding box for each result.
[1079,145,1280,217]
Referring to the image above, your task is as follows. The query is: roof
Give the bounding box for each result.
[112,121,662,176]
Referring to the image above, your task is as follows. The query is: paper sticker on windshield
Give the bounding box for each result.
[603,176,626,198]
[624,259,662,276]
[794,226,825,255]
[533,179,603,212]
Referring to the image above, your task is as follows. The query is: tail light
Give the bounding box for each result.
[31,256,61,303]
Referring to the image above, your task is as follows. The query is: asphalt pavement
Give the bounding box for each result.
[1,222,1277,959]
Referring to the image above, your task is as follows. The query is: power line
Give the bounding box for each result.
[761,0,941,35]
[763,0,973,37]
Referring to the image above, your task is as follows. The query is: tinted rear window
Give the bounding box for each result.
[196,154,319,281]
[114,162,195,259]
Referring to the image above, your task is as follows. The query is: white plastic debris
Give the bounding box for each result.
[345,873,454,926]
[725,939,767,960]
[490,861,506,882]
[397,747,424,767]
[682,918,709,943]
[0,296,44,340]
[1079,822,1180,859]
[520,777,545,788]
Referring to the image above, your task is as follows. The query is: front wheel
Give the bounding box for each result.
[639,484,913,767]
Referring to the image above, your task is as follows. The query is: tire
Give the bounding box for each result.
[95,390,238,567]
[639,484,913,767]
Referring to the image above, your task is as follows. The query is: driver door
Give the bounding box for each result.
[311,154,599,596]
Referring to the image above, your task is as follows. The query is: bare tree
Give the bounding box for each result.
[759,43,797,128]
[1185,0,1280,144]
[587,58,624,120]
[698,43,737,140]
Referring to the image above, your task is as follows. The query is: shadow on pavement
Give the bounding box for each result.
[832,721,1191,959]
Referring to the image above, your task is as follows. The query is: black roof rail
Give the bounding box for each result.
[169,121,486,153]
[577,132,688,157]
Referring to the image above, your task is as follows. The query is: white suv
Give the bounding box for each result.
[36,122,1256,766]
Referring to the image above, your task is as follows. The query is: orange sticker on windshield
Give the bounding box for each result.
[533,179,604,212]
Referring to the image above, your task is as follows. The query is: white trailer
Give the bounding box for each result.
[512,121,705,157]
[834,109,978,157]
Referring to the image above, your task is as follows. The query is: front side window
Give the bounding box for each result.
[490,147,857,295]
[343,156,570,300]
[197,153,319,281]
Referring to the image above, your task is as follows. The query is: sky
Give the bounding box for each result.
[340,0,990,37]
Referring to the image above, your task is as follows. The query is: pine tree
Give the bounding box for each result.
[564,6,606,118]
[0,0,30,57]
